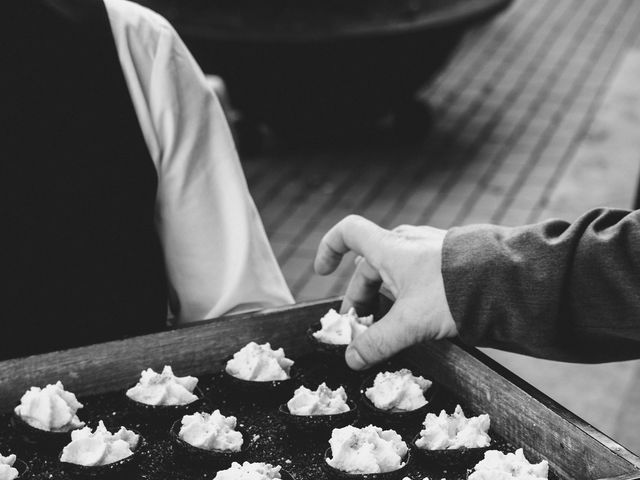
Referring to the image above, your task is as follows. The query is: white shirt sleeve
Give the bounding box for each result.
[104,0,294,322]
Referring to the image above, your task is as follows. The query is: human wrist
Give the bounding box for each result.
[432,229,458,338]
[441,224,508,345]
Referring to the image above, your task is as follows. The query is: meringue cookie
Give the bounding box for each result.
[179,410,243,452]
[313,308,373,345]
[60,421,139,467]
[468,448,549,480]
[0,454,18,480]
[365,369,432,412]
[327,425,408,474]
[126,366,198,406]
[213,461,282,480]
[287,383,350,416]
[416,405,490,450]
[14,381,85,432]
[226,342,294,382]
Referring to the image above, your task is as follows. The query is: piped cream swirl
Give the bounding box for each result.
[179,410,243,452]
[416,405,490,450]
[60,421,139,467]
[468,448,549,480]
[0,453,18,480]
[226,342,294,382]
[213,461,282,479]
[327,425,408,474]
[312,308,373,345]
[126,366,198,406]
[14,381,84,432]
[365,369,432,412]
[287,383,350,416]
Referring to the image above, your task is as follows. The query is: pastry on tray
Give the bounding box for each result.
[278,383,358,436]
[12,381,85,450]
[412,405,492,467]
[169,410,250,469]
[212,461,294,480]
[59,421,143,479]
[125,366,205,422]
[0,453,28,480]
[224,342,297,401]
[467,448,549,480]
[323,425,411,479]
[307,308,373,357]
[360,369,436,426]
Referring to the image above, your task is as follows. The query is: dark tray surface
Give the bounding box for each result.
[0,353,558,479]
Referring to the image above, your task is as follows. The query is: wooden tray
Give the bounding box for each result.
[1,298,639,480]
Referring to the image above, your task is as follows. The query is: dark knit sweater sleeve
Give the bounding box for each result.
[442,208,640,363]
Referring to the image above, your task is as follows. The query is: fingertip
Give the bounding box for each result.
[345,303,409,370]
[313,254,329,275]
[345,346,368,370]
[313,243,339,276]
[339,299,352,314]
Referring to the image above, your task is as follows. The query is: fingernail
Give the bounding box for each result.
[345,347,367,371]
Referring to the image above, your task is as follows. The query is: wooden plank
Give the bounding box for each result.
[402,340,640,480]
[598,474,640,480]
[0,298,340,413]
[614,362,640,455]
[540,49,640,221]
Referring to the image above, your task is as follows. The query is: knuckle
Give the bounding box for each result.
[392,224,412,234]
[343,214,365,228]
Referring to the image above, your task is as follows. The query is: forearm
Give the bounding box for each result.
[442,208,640,362]
[133,15,293,322]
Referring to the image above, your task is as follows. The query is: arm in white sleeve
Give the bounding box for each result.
[105,0,294,322]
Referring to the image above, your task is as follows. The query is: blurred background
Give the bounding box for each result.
[139,0,640,454]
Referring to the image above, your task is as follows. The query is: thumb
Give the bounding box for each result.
[345,301,411,370]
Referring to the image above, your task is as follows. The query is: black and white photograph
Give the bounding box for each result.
[1,0,639,478]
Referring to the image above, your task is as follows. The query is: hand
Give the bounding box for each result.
[314,215,457,370]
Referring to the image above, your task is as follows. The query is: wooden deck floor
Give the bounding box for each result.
[238,0,640,456]
[243,0,640,302]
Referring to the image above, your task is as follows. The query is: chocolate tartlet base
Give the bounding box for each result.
[306,322,348,360]
[13,459,30,479]
[322,448,412,480]
[124,387,208,427]
[10,413,75,452]
[359,372,441,428]
[411,434,493,468]
[59,436,145,479]
[168,420,250,471]
[222,364,300,405]
[278,400,358,437]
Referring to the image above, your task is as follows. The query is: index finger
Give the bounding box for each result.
[314,215,387,275]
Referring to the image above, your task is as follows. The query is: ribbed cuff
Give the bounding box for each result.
[442,224,506,347]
